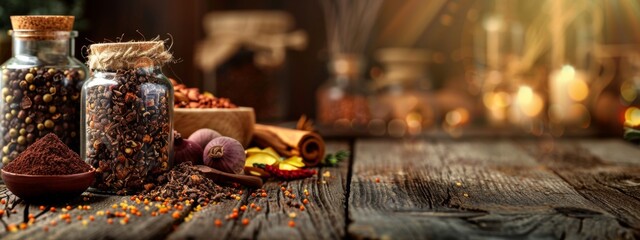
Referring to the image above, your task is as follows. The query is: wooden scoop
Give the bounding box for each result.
[194,165,263,188]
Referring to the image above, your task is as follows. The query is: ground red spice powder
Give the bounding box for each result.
[4,133,91,175]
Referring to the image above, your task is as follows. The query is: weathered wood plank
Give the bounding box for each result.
[168,141,350,240]
[348,139,635,239]
[520,139,640,235]
[0,191,193,240]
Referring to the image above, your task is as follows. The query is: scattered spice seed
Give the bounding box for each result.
[463,193,469,198]
[240,205,247,211]
[289,212,297,218]
[7,224,17,232]
[39,205,46,211]
[250,203,256,209]
[43,226,49,232]
[107,219,114,224]
[255,206,261,212]
[261,193,267,197]
[50,207,56,212]
[214,219,222,227]
[172,211,181,219]
[89,215,95,221]
[19,223,27,230]
[242,218,249,225]
[455,182,462,187]
[303,199,309,204]
[375,178,380,183]
[288,220,295,227]
[299,205,305,211]
[0,199,5,204]
[0,209,4,216]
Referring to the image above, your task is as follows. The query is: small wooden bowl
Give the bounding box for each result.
[174,107,255,147]
[1,168,95,203]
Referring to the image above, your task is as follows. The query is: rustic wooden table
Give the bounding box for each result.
[0,138,639,239]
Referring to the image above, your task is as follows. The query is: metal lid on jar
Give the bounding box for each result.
[10,15,75,31]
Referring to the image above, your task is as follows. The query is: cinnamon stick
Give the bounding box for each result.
[252,124,325,167]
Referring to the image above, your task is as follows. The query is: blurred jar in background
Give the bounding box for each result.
[316,54,370,130]
[471,1,524,127]
[196,11,307,122]
[368,48,435,137]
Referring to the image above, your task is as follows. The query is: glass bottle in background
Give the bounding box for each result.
[472,0,524,127]
[316,54,370,131]
[196,11,306,122]
[546,0,599,135]
[0,16,87,167]
[370,48,435,137]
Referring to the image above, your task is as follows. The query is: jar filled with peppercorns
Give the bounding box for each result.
[82,41,174,195]
[316,54,370,130]
[0,16,87,168]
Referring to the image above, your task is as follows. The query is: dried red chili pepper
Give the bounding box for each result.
[253,164,317,180]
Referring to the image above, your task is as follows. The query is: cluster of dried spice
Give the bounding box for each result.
[172,79,236,109]
[138,162,233,204]
[85,69,172,194]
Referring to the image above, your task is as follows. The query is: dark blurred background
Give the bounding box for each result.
[2,0,640,138]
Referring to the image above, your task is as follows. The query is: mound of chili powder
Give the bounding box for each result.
[4,133,91,175]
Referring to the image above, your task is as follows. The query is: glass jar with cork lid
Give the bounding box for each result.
[82,41,174,195]
[0,16,87,168]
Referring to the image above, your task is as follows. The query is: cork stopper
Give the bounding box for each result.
[11,16,75,31]
[88,41,173,70]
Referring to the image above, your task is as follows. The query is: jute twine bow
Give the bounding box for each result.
[87,41,173,70]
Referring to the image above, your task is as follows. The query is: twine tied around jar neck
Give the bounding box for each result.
[195,11,307,72]
[87,41,173,71]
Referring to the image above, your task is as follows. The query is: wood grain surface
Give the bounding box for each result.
[0,139,639,239]
[348,140,635,239]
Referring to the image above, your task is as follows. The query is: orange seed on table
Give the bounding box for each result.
[242,218,249,225]
[214,219,222,227]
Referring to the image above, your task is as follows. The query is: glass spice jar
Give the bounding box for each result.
[316,54,370,129]
[196,11,306,122]
[82,41,174,195]
[0,16,87,168]
[370,48,435,137]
